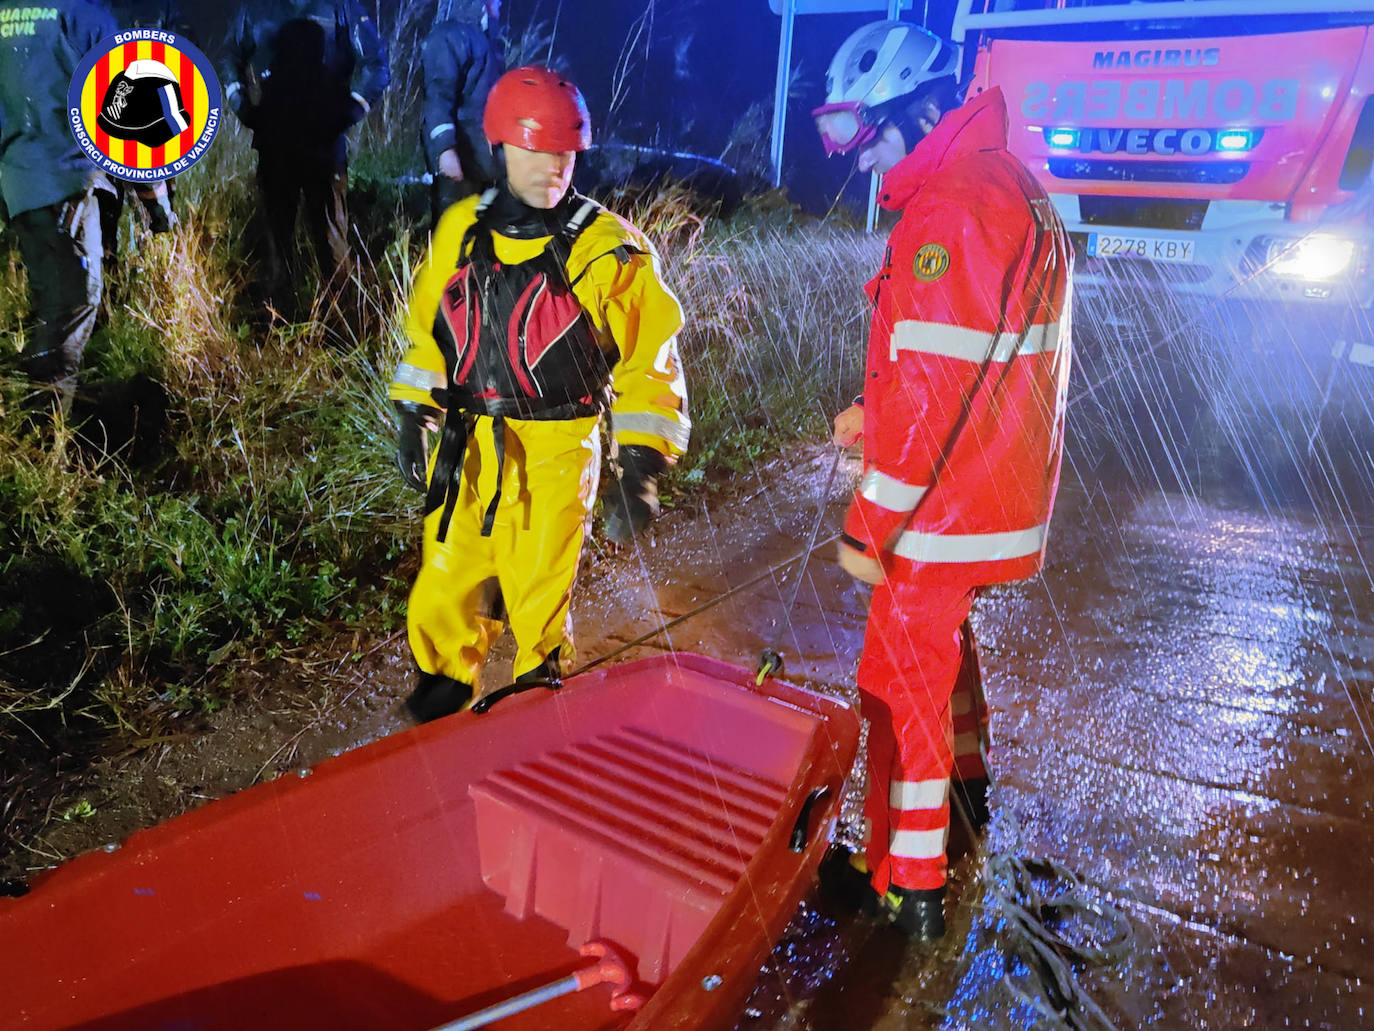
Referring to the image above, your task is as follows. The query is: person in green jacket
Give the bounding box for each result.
[0,0,118,413]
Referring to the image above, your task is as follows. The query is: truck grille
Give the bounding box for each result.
[1079,196,1208,232]
[1050,158,1248,185]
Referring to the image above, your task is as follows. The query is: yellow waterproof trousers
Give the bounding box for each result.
[407,414,601,686]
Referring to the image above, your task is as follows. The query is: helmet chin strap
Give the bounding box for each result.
[883,84,954,155]
[486,178,579,237]
[876,103,925,156]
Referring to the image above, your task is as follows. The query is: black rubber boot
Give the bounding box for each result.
[514,646,563,689]
[953,775,990,831]
[470,649,564,715]
[818,847,883,917]
[405,672,474,723]
[884,884,946,943]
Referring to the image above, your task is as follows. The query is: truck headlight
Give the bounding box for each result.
[1266,234,1358,280]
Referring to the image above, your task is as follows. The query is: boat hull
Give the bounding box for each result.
[0,653,859,1031]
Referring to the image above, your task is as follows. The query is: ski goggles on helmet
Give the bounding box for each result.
[813,101,878,156]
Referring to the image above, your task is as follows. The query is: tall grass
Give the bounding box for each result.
[0,117,873,812]
[672,210,880,482]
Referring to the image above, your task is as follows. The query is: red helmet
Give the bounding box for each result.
[483,66,592,152]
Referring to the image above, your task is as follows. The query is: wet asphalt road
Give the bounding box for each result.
[574,338,1374,1029]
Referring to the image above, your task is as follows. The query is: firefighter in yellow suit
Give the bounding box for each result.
[388,66,690,721]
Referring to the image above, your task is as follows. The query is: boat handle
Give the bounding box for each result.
[471,676,560,715]
[788,785,832,852]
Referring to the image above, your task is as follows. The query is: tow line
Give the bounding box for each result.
[572,448,847,681]
[757,445,846,684]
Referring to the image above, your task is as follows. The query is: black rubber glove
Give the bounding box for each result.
[394,400,442,493]
[230,70,263,128]
[605,444,668,545]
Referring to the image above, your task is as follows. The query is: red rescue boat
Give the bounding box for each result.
[0,653,859,1031]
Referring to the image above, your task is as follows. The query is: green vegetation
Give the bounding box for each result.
[0,131,874,773]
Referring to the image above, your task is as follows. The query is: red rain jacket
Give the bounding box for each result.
[844,86,1073,587]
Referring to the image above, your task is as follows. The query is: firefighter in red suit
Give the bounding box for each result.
[815,21,1073,941]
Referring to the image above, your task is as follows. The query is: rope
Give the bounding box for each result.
[985,852,1132,1031]
[758,446,847,682]
[569,530,843,678]
[957,756,1135,1031]
[779,448,846,623]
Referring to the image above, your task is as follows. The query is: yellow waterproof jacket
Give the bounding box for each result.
[390,192,691,458]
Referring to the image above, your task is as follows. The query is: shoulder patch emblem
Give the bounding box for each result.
[913,243,950,282]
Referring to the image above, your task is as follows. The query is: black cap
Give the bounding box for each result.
[96,59,191,149]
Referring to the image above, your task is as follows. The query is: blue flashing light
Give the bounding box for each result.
[1216,130,1255,152]
[1046,127,1079,149]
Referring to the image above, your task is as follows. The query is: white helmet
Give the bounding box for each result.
[813,21,960,156]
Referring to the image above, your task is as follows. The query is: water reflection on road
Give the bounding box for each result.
[704,355,1373,1028]
[576,317,1374,1028]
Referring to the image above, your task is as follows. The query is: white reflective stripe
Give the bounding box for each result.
[951,692,972,716]
[892,523,1047,564]
[160,85,189,134]
[350,91,370,114]
[859,468,926,513]
[615,411,691,450]
[393,363,447,393]
[889,826,948,860]
[890,319,1062,363]
[954,732,981,758]
[889,778,947,811]
[1015,320,1061,358]
[430,122,455,140]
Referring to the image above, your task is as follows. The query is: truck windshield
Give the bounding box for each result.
[955,1,1374,41]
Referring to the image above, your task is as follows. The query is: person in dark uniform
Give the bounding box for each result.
[0,0,118,413]
[421,0,503,226]
[220,0,390,305]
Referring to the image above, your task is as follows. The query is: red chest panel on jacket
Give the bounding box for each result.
[433,202,619,417]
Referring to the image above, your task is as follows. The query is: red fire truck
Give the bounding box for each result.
[953,0,1374,376]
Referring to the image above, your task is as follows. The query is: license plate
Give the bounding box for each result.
[1087,233,1195,263]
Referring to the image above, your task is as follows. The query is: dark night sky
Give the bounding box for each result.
[182,0,957,214]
